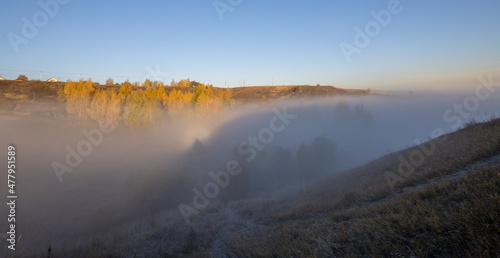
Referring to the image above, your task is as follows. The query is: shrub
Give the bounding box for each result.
[16,74,28,81]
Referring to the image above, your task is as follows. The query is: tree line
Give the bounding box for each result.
[58,79,235,128]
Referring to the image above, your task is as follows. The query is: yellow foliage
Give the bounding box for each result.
[218,89,233,108]
[178,78,191,88]
[64,79,95,120]
[166,89,194,116]
[89,89,109,123]
[106,90,122,125]
[119,81,133,99]
[63,78,235,127]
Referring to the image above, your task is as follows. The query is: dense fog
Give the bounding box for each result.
[1,89,499,252]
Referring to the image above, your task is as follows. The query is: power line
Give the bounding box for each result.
[0,69,160,82]
[0,69,308,87]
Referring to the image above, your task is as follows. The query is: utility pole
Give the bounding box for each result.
[225,81,227,88]
[40,71,42,81]
[243,80,245,87]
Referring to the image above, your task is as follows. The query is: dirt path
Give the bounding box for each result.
[399,153,499,192]
[306,154,500,222]
[210,206,236,258]
[363,153,500,206]
[210,154,500,256]
[210,205,260,257]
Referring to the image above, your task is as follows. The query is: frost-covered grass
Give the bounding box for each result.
[14,118,500,257]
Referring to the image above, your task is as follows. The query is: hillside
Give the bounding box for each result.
[25,117,497,258]
[226,117,500,257]
[0,80,63,118]
[229,85,369,103]
[3,79,498,257]
[0,80,370,118]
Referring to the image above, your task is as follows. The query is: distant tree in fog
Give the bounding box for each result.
[334,98,374,126]
[272,146,294,178]
[354,104,374,125]
[297,135,337,179]
[297,142,308,179]
[334,97,352,121]
[309,135,336,166]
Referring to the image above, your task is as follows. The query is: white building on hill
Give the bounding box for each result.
[47,77,59,82]
[0,76,6,80]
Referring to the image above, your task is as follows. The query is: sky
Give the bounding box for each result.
[1,0,499,90]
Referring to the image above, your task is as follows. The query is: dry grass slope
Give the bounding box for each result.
[40,118,498,258]
[231,165,500,257]
[228,118,500,257]
[235,117,500,222]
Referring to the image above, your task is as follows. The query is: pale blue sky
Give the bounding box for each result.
[1,0,499,89]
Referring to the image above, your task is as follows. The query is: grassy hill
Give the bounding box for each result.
[226,117,500,257]
[3,79,498,257]
[29,117,497,258]
[229,85,369,103]
[0,80,370,118]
